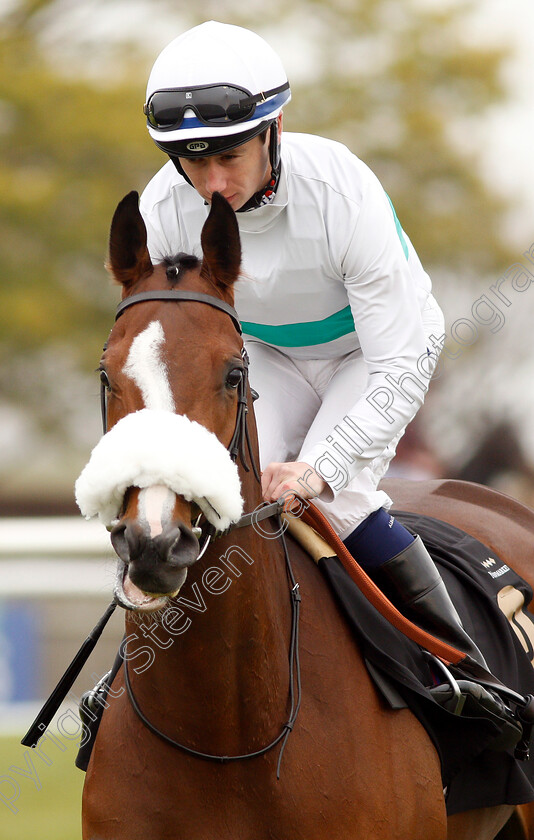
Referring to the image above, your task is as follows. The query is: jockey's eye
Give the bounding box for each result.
[226,368,244,390]
[99,368,111,391]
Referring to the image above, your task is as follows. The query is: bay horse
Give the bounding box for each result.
[77,190,534,840]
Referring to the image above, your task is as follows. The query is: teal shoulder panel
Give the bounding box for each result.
[385,194,409,260]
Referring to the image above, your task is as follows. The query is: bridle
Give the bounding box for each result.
[22,286,302,770]
[109,288,302,775]
[102,290,248,440]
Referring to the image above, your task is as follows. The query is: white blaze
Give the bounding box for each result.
[124,320,174,412]
[76,322,243,533]
[138,485,176,538]
[122,321,176,534]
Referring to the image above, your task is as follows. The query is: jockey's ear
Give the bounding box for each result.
[200,192,242,290]
[107,191,153,287]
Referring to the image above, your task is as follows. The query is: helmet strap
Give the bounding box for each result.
[237,162,280,213]
[236,122,282,212]
[169,156,194,188]
[268,120,281,170]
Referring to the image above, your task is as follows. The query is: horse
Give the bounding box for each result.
[77,189,534,840]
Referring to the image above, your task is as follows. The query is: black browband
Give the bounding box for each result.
[115,289,242,334]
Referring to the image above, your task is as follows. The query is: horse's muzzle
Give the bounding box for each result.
[111,518,199,610]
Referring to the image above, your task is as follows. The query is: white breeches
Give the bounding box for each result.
[247,296,444,539]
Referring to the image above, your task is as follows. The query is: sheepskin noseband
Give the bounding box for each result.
[75,409,243,531]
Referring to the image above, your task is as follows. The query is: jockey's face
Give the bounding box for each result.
[178,122,277,212]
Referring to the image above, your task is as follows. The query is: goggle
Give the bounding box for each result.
[144,81,290,131]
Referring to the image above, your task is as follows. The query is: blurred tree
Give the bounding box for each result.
[0,9,160,365]
[0,2,162,494]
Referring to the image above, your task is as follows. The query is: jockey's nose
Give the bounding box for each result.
[205,161,228,196]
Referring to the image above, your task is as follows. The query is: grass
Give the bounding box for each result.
[0,733,84,840]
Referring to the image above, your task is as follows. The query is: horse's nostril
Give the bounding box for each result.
[110,520,146,563]
[167,525,200,568]
[110,522,130,562]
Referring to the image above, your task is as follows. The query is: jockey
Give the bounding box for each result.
[139,21,486,668]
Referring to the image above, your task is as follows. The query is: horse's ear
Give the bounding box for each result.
[200,192,241,290]
[107,191,153,287]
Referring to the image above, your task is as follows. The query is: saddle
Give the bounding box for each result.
[283,504,534,814]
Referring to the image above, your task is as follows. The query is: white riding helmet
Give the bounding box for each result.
[144,21,291,159]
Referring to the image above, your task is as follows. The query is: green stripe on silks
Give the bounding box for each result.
[241,304,356,347]
[386,194,409,260]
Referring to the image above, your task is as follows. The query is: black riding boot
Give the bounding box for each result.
[377,535,488,670]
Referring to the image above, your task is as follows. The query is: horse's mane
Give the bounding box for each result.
[163,251,243,296]
[163,253,201,285]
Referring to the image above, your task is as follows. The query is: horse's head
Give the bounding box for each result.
[75,191,252,612]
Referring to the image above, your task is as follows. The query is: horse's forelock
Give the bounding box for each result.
[164,253,200,285]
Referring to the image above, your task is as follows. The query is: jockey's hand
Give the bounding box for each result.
[261,461,326,503]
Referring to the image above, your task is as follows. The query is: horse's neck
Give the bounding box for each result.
[125,476,292,749]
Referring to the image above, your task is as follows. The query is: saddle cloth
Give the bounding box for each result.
[300,509,534,815]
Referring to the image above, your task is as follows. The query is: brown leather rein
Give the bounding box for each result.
[23,287,533,763]
[295,501,467,665]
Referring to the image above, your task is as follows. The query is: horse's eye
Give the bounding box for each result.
[226,368,244,389]
[99,369,111,390]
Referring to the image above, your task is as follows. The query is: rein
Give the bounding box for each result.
[24,285,532,759]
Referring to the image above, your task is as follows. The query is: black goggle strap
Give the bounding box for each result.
[227,80,290,110]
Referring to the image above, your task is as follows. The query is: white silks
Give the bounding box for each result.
[75,409,244,531]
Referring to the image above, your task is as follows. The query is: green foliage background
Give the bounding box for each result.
[0,0,524,501]
[0,734,84,840]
